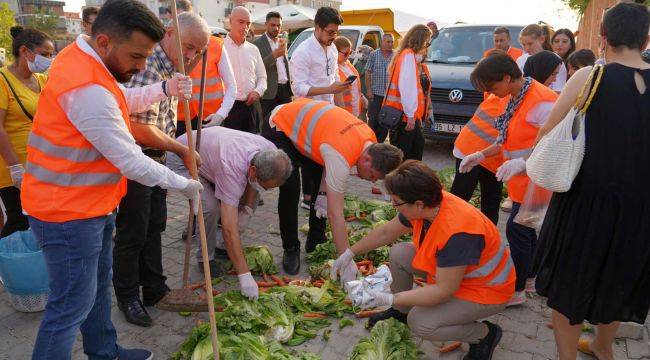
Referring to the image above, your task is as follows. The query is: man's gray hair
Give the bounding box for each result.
[176,11,210,37]
[252,149,293,183]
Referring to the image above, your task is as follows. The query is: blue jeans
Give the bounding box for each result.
[30,214,119,360]
[506,202,537,292]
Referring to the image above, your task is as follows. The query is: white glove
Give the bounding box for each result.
[203,113,224,128]
[330,248,357,282]
[166,73,193,100]
[458,152,485,173]
[180,179,204,214]
[314,193,327,219]
[238,272,259,300]
[496,158,526,182]
[355,290,394,310]
[8,164,24,189]
[237,205,253,231]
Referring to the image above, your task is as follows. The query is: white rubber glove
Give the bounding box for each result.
[458,152,485,173]
[496,158,526,182]
[180,179,204,214]
[238,272,259,300]
[8,164,24,189]
[237,205,253,231]
[330,248,356,282]
[355,290,394,310]
[314,193,328,219]
[166,73,193,100]
[340,261,359,287]
[203,113,224,128]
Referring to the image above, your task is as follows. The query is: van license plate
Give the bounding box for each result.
[434,122,464,134]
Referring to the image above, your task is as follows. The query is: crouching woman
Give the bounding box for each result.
[332,160,515,359]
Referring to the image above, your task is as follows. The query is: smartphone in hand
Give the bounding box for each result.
[345,75,357,84]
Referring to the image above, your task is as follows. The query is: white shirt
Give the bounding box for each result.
[211,44,237,119]
[337,62,361,117]
[224,34,267,101]
[397,52,420,118]
[289,34,338,103]
[516,53,567,92]
[57,35,189,191]
[266,33,288,84]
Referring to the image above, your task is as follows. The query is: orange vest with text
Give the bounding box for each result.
[21,42,130,222]
[272,99,377,166]
[410,191,516,305]
[178,36,225,121]
[337,60,362,117]
[384,49,430,121]
[502,80,558,203]
[453,95,508,173]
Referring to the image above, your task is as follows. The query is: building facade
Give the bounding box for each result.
[13,0,66,30]
[64,11,81,34]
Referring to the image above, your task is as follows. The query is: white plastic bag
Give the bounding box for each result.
[514,182,553,231]
[345,265,391,306]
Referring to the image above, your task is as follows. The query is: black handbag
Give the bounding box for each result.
[377,64,403,130]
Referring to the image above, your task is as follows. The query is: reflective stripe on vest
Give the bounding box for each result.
[290,101,337,156]
[464,241,507,279]
[487,256,514,286]
[503,148,533,159]
[28,132,103,163]
[26,161,122,186]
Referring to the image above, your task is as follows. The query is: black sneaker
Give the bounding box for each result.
[463,321,502,360]
[368,307,408,328]
[282,249,300,275]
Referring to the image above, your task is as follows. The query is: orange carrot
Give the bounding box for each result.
[355,310,383,318]
[188,282,204,290]
[216,306,224,312]
[356,260,372,267]
[256,281,276,287]
[440,341,462,353]
[227,270,236,275]
[358,212,367,219]
[343,299,352,305]
[283,276,291,283]
[262,273,271,283]
[270,275,286,286]
[259,287,269,293]
[345,216,357,222]
[303,312,327,318]
[211,289,220,296]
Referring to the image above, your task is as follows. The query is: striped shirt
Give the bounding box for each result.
[365,49,393,96]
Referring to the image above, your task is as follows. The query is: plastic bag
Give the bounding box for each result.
[345,265,391,306]
[514,182,553,231]
[0,230,49,295]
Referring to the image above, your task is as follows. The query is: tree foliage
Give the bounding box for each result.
[0,3,16,61]
[563,0,650,15]
[25,8,60,37]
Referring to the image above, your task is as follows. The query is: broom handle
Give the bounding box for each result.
[170,3,220,359]
[196,49,208,151]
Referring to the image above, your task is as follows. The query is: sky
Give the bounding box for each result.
[63,0,580,31]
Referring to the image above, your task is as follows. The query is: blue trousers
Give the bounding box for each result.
[30,214,119,360]
[506,202,537,292]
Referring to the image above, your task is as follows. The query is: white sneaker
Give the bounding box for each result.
[506,291,526,307]
[500,198,513,213]
[525,278,536,293]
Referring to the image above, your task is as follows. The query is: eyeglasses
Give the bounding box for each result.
[339,51,351,57]
[326,56,332,76]
[391,200,408,208]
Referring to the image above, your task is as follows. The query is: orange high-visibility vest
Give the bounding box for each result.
[502,80,558,203]
[410,191,516,305]
[337,60,362,117]
[272,99,377,166]
[178,36,225,121]
[384,49,431,121]
[21,42,130,222]
[482,46,524,61]
[453,95,508,173]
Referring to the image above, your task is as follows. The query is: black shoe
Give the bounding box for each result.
[213,247,229,259]
[198,260,224,278]
[463,321,503,360]
[282,249,300,275]
[368,307,407,328]
[118,298,152,327]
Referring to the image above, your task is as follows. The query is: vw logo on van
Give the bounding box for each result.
[448,89,464,103]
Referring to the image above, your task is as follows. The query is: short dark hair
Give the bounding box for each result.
[82,6,99,23]
[266,11,281,22]
[384,160,443,208]
[567,49,596,69]
[92,0,165,43]
[176,0,192,12]
[314,7,343,29]
[493,26,510,37]
[470,50,522,92]
[367,143,403,176]
[601,2,649,51]
[10,26,51,58]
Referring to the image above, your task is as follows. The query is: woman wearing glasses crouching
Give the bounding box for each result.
[332,160,515,359]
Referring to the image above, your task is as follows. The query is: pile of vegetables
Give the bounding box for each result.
[348,319,419,360]
[224,245,279,275]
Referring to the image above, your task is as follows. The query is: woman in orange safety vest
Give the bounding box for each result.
[459,51,557,307]
[331,160,514,359]
[333,36,367,118]
[384,24,432,161]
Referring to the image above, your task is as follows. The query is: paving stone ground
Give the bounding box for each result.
[1,142,648,359]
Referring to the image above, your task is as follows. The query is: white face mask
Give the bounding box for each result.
[415,54,424,63]
[28,54,52,73]
[248,177,266,193]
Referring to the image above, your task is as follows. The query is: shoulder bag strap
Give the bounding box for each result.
[574,64,604,114]
[580,64,604,114]
[0,71,34,121]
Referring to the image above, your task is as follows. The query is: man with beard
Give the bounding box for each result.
[112,11,209,328]
[19,0,202,358]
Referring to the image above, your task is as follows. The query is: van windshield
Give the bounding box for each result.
[288,29,361,59]
[428,26,522,64]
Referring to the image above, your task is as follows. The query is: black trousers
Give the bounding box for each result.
[0,186,28,238]
[450,159,503,225]
[390,119,425,161]
[223,100,258,133]
[260,83,292,122]
[113,179,169,302]
[367,95,388,143]
[175,116,200,138]
[262,124,327,252]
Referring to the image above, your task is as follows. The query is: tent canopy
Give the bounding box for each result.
[252,4,316,31]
